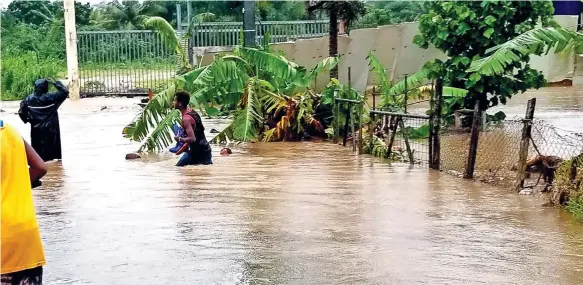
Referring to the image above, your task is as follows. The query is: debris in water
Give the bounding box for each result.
[519,189,533,195]
[125,153,141,160]
[210,128,220,133]
[0,109,4,112]
[100,106,107,111]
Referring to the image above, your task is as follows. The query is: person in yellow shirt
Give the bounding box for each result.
[1,120,48,285]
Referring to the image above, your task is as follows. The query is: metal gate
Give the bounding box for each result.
[77,30,178,97]
[369,110,433,165]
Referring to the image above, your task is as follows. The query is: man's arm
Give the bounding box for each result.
[24,139,47,184]
[175,117,196,155]
[181,116,196,144]
[18,98,29,124]
[45,80,69,106]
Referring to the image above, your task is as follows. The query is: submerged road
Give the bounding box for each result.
[1,91,583,284]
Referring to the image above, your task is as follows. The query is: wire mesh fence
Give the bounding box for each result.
[364,111,431,165]
[440,115,583,193]
[441,120,524,188]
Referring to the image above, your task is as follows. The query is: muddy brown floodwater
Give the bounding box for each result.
[1,89,583,284]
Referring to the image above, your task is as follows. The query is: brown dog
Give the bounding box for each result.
[511,155,563,183]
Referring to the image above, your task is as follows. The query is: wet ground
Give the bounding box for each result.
[1,88,583,284]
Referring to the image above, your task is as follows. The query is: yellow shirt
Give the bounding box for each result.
[1,122,46,274]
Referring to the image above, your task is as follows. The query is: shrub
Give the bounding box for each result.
[1,52,65,100]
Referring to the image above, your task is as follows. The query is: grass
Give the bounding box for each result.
[2,56,178,100]
[1,53,65,101]
[554,158,583,222]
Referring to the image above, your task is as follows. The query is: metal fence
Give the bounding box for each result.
[439,98,583,197]
[77,20,329,96]
[368,110,432,165]
[77,30,178,96]
[183,20,330,47]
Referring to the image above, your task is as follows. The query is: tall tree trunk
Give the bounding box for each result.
[328,9,338,79]
[305,1,314,20]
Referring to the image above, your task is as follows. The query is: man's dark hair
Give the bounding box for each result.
[222,148,232,154]
[174,90,190,108]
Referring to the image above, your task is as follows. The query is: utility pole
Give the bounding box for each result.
[242,0,256,47]
[64,0,80,99]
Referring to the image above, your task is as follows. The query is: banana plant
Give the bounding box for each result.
[367,51,468,113]
[124,17,339,152]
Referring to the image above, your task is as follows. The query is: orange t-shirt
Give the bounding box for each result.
[1,122,46,274]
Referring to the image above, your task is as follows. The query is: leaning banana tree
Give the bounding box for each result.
[144,14,216,73]
[124,40,339,152]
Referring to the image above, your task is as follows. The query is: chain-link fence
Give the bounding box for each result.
[441,120,524,188]
[440,113,583,194]
[366,112,431,165]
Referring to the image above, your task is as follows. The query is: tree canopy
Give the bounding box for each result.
[413,0,557,110]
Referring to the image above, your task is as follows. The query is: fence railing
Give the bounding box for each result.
[76,20,330,95]
[77,30,178,96]
[184,20,330,47]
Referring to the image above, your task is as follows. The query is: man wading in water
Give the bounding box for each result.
[173,90,213,166]
[18,78,69,162]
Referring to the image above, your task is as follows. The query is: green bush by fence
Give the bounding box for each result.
[1,52,65,101]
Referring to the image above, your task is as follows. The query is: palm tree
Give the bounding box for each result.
[103,0,167,30]
[308,1,366,79]
[123,17,339,152]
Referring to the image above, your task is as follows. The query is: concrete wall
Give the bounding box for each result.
[529,15,578,83]
[199,15,579,92]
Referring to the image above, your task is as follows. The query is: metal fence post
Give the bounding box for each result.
[358,102,363,154]
[343,102,351,147]
[464,100,481,179]
[430,78,443,170]
[514,98,537,191]
[369,86,376,152]
[333,90,339,144]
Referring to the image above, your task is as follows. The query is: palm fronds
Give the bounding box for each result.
[386,68,429,96]
[306,56,340,82]
[145,16,187,68]
[185,12,217,40]
[236,47,303,82]
[136,109,181,153]
[367,51,391,93]
[124,83,177,144]
[468,27,583,76]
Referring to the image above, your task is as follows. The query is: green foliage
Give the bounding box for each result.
[308,1,367,28]
[406,124,430,140]
[124,16,340,152]
[468,27,583,76]
[363,134,389,158]
[413,1,557,110]
[5,0,92,26]
[367,51,469,116]
[566,194,583,222]
[353,1,426,29]
[1,52,64,100]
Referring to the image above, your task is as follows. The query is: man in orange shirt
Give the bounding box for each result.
[1,120,48,285]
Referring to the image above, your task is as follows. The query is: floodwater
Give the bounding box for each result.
[1,88,583,284]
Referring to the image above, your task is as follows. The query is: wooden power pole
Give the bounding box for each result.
[64,0,80,99]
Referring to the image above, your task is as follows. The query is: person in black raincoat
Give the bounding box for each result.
[18,78,69,162]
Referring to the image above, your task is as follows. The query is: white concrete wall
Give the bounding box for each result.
[199,16,578,91]
[529,15,578,83]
